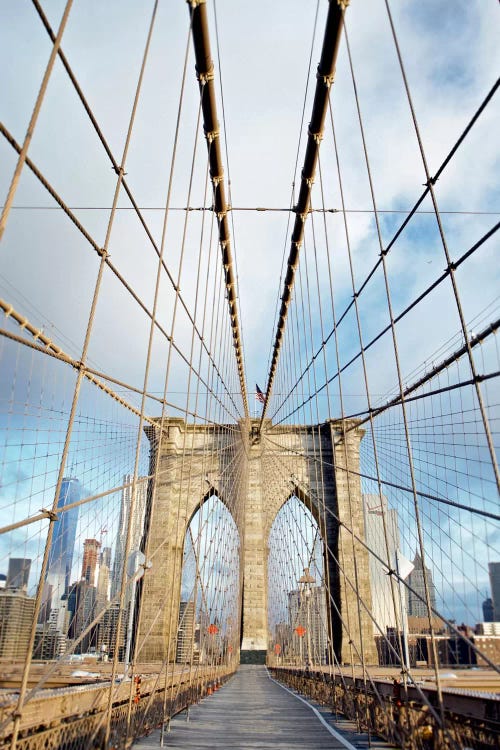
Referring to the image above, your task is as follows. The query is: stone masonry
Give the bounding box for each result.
[137,417,376,665]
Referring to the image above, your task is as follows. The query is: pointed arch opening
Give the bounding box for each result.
[267,494,331,668]
[178,492,240,666]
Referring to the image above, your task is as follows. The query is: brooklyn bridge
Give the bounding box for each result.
[0,1,499,748]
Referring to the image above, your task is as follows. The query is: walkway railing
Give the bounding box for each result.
[269,667,500,750]
[0,667,234,750]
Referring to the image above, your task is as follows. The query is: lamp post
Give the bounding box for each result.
[299,567,315,669]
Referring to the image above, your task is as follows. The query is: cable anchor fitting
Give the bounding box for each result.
[196,64,214,85]
[205,125,220,143]
[211,173,224,187]
[317,68,336,88]
[308,125,324,145]
[40,508,59,522]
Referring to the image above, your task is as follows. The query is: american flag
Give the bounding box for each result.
[255,384,265,404]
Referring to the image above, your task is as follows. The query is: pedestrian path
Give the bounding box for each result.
[134,665,387,749]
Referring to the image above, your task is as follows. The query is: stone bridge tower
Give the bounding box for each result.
[137,418,377,665]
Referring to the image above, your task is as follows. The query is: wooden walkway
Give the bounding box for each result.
[134,665,386,749]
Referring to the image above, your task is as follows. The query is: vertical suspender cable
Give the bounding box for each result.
[259,0,348,429]
[187,0,249,418]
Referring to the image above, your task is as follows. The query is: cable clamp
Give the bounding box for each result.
[303,175,315,189]
[211,173,224,187]
[308,126,324,145]
[40,508,59,522]
[424,176,437,187]
[196,64,214,85]
[337,0,350,10]
[97,247,109,259]
[447,261,457,272]
[112,165,127,177]
[317,68,336,88]
[205,126,220,143]
[187,0,206,7]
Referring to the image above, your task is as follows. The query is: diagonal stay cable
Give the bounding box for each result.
[259,0,348,428]
[187,0,248,417]
[0,122,241,424]
[27,0,242,421]
[269,77,500,422]
[263,431,500,522]
[273,221,499,425]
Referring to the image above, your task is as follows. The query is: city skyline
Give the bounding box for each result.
[0,2,497,746]
[0,474,151,658]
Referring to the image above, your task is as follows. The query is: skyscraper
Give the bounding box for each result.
[6,558,31,590]
[482,597,494,623]
[67,579,97,653]
[100,546,112,569]
[96,547,111,613]
[81,539,101,585]
[488,562,500,621]
[0,590,35,658]
[96,602,126,660]
[407,552,437,617]
[288,585,329,665]
[41,477,80,622]
[111,475,147,597]
[363,494,400,633]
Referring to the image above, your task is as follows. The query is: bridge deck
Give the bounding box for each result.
[134,665,385,749]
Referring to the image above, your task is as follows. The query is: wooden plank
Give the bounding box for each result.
[134,665,356,749]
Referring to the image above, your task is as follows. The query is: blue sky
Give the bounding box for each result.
[0,0,499,628]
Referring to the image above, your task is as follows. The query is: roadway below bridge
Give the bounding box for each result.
[134,665,387,750]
